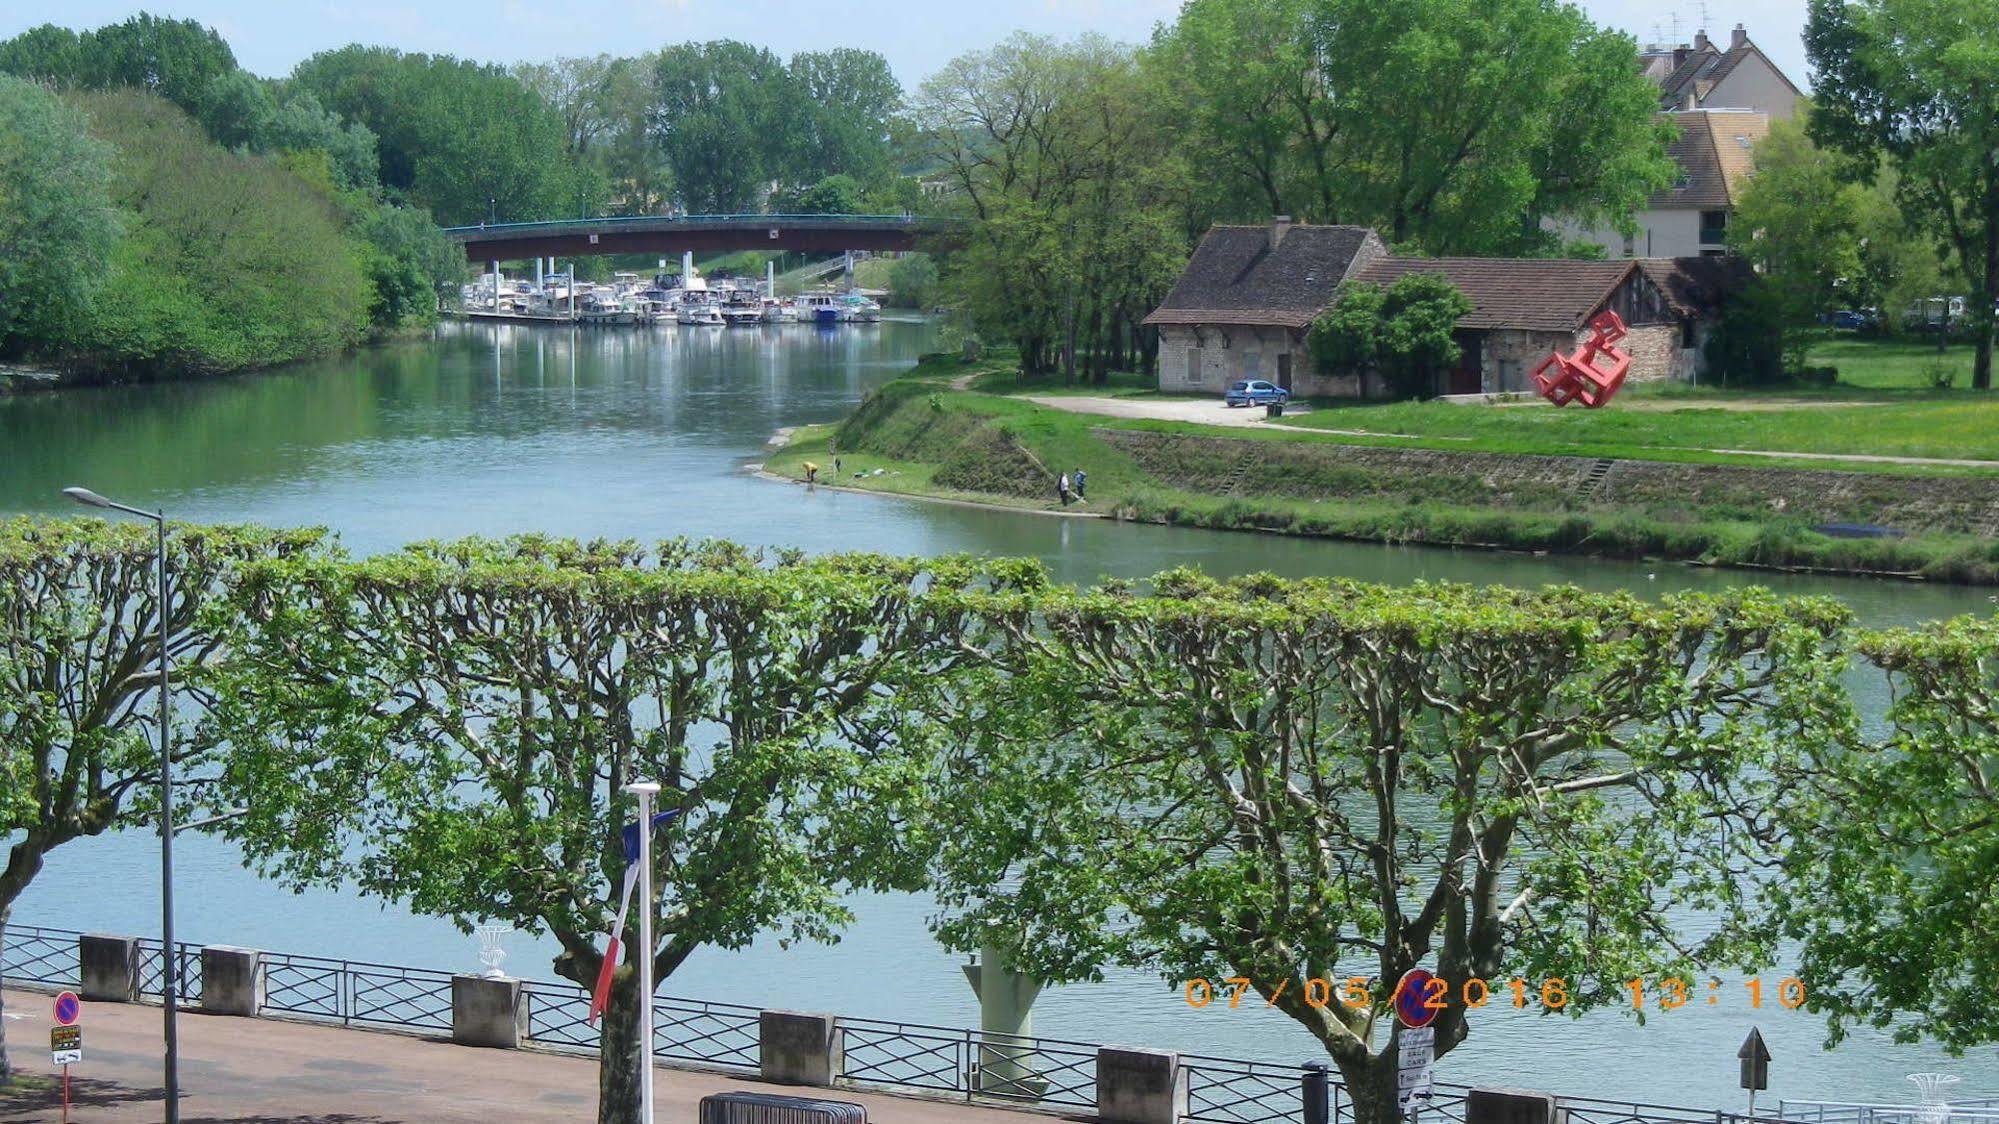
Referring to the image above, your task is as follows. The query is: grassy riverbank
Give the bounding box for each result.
[765,351,1999,583]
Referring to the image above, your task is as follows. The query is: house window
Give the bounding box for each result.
[1700,210,1728,245]
[1186,346,1204,385]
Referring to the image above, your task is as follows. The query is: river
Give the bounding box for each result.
[4,319,1993,1111]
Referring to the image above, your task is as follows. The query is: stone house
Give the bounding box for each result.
[1352,257,1684,395]
[1145,221,1746,398]
[1143,220,1388,397]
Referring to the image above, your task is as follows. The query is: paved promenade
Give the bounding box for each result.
[0,989,1066,1123]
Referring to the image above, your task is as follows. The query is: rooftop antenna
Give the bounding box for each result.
[1695,1,1712,34]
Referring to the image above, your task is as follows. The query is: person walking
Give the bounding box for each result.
[1057,473,1072,506]
[1072,469,1087,501]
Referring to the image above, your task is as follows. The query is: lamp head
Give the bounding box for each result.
[61,487,112,509]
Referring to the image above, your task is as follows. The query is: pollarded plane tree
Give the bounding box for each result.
[203,537,1036,1124]
[0,517,322,1082]
[926,572,1850,1124]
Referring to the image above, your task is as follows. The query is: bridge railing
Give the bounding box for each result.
[443,213,956,236]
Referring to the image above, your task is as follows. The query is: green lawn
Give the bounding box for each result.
[1808,335,1980,389]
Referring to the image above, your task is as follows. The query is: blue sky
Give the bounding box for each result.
[2,0,1814,89]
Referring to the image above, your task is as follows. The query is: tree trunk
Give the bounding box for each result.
[0,904,11,1085]
[1333,1048,1402,1124]
[597,964,642,1124]
[1975,200,1996,390]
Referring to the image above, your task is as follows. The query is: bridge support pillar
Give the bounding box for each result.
[489,261,499,310]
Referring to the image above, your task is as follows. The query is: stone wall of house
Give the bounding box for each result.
[1158,324,1323,396]
[1479,330,1577,392]
[1621,324,1683,382]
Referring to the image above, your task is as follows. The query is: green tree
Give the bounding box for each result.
[649,41,791,213]
[195,70,379,189]
[203,539,1020,1124]
[1771,616,1999,1049]
[785,48,901,192]
[777,173,865,215]
[1730,116,1867,373]
[0,518,322,1084]
[0,24,82,84]
[294,46,591,225]
[1149,0,1673,254]
[0,75,120,360]
[1308,274,1472,398]
[916,34,1189,378]
[886,254,938,309]
[927,575,1850,1124]
[1806,0,1999,387]
[75,13,235,114]
[68,89,372,377]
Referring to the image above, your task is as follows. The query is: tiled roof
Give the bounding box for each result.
[1353,257,1640,333]
[1143,224,1382,329]
[1647,110,1768,210]
[1659,38,1803,109]
[1637,256,1754,318]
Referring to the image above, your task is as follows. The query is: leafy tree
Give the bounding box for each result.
[294,46,591,225]
[777,173,865,215]
[355,201,465,329]
[195,70,379,189]
[1770,615,1999,1050]
[1730,117,1866,372]
[1308,274,1472,398]
[0,518,323,1084]
[785,48,901,192]
[926,574,1850,1124]
[916,34,1189,378]
[887,254,939,309]
[0,24,82,84]
[67,89,371,377]
[203,538,1024,1124]
[1806,0,1999,387]
[1149,0,1672,254]
[650,41,791,213]
[0,75,120,360]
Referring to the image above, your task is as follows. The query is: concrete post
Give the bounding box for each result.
[78,934,141,1003]
[842,250,854,291]
[489,261,500,311]
[1097,1046,1187,1124]
[963,944,1044,1095]
[535,257,543,290]
[451,974,527,1049]
[199,946,264,1016]
[767,260,776,299]
[759,1010,841,1087]
[682,251,695,286]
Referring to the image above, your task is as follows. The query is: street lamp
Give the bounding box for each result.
[60,486,180,1124]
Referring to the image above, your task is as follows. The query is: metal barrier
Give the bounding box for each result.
[0,921,1859,1124]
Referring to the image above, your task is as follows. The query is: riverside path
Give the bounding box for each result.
[0,988,1059,1124]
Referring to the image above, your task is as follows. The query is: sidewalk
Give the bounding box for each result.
[0,989,1073,1124]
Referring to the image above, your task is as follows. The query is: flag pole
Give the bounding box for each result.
[626,780,661,1124]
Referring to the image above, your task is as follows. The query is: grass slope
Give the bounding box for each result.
[764,351,1999,583]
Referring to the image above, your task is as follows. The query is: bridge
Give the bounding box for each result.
[443,213,964,262]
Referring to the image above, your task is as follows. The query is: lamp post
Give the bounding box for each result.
[60,486,179,1124]
[623,781,661,1124]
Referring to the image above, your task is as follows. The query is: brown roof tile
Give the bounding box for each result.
[1636,256,1755,318]
[1143,224,1383,329]
[1353,257,1640,333]
[1647,109,1767,210]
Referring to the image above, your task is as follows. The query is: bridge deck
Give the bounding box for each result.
[447,213,962,261]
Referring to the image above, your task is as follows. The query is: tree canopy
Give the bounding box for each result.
[1309,274,1473,398]
[0,75,120,361]
[1806,0,1999,386]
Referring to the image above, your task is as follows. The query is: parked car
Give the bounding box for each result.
[1224,379,1290,407]
[1823,309,1878,330]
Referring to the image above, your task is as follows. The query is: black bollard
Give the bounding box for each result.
[1303,1061,1332,1124]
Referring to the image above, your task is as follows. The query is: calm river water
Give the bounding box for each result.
[4,319,1994,1109]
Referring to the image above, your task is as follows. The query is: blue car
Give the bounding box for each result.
[1224,379,1290,407]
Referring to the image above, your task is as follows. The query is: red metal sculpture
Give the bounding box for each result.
[1530,309,1631,408]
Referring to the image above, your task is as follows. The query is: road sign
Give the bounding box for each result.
[53,991,81,1027]
[1394,968,1440,1029]
[50,1024,82,1065]
[1738,1026,1770,1091]
[1398,1025,1436,1114]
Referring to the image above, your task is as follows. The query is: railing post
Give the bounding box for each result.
[759,1010,842,1087]
[1304,1062,1332,1124]
[451,973,527,1049]
[78,934,141,1002]
[198,946,264,1016]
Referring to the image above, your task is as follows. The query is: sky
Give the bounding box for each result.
[1,0,1815,89]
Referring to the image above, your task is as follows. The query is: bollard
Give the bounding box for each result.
[1303,1061,1331,1124]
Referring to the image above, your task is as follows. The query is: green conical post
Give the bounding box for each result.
[962,943,1045,1096]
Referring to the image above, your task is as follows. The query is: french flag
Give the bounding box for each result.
[588,808,681,1024]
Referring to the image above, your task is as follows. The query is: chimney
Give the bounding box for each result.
[1693,29,1711,52]
[1730,24,1748,50]
[1682,91,1698,111]
[1269,215,1293,249]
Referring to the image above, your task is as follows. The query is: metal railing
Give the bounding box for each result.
[443,213,960,236]
[2,921,1878,1124]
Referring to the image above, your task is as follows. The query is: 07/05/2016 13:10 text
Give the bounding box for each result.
[1180,976,1808,1012]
